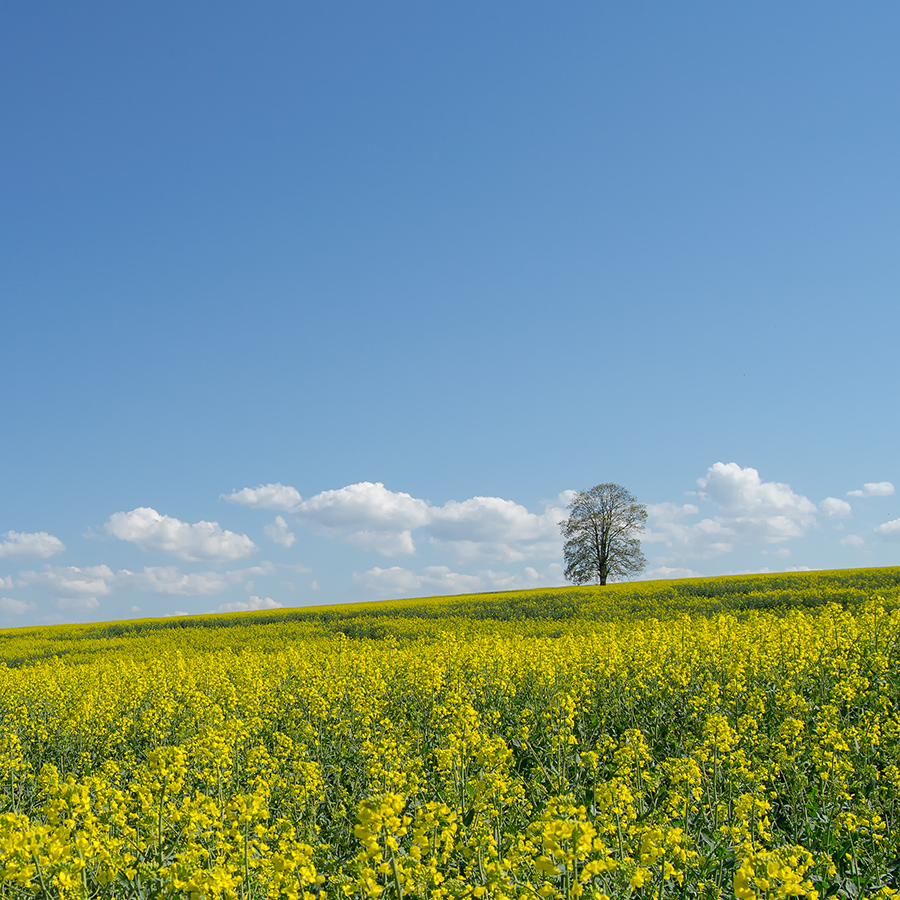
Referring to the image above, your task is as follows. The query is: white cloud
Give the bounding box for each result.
[0,597,36,616]
[352,562,565,598]
[55,597,100,612]
[0,575,12,591]
[264,516,296,548]
[115,567,230,596]
[646,502,700,520]
[228,479,570,563]
[695,462,815,542]
[638,566,702,580]
[646,463,818,561]
[346,529,416,556]
[17,562,273,604]
[105,508,257,562]
[428,494,568,564]
[0,530,65,560]
[820,497,852,518]
[696,463,816,520]
[848,482,895,498]
[415,566,486,593]
[477,563,566,591]
[353,565,423,595]
[427,538,530,564]
[841,534,864,548]
[222,483,303,511]
[297,482,431,531]
[130,605,141,613]
[643,511,735,559]
[214,595,283,613]
[229,561,277,578]
[430,496,553,542]
[875,519,900,540]
[19,565,115,596]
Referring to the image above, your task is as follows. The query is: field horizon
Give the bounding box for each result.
[3,564,899,642]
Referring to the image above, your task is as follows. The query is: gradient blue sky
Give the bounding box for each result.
[2,2,898,626]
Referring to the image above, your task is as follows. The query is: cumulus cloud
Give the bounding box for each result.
[105,508,257,562]
[352,563,565,598]
[430,496,552,542]
[214,595,283,613]
[352,565,433,595]
[638,566,703,580]
[695,462,816,541]
[264,516,296,548]
[19,562,270,603]
[0,575,12,591]
[646,463,817,561]
[0,597,36,616]
[227,480,568,563]
[820,497,852,518]
[55,597,100,612]
[848,481,895,498]
[115,567,230,596]
[643,509,735,559]
[428,495,567,563]
[696,463,816,520]
[646,503,700,520]
[875,519,900,540]
[297,482,431,532]
[842,534,865,548]
[0,530,65,560]
[229,561,277,579]
[19,565,115,596]
[346,530,416,556]
[222,483,303,511]
[428,539,525,564]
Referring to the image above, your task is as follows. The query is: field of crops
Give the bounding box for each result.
[2,567,900,900]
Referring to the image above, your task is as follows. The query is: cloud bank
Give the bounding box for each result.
[226,481,570,563]
[352,563,565,598]
[645,463,819,562]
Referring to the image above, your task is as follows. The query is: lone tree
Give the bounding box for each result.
[560,483,647,585]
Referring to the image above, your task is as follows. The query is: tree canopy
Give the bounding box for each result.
[560,483,647,585]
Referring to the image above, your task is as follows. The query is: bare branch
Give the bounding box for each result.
[559,483,647,585]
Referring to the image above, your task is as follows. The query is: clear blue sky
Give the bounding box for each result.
[2,2,898,625]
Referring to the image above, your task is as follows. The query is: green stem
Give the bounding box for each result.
[390,851,404,900]
[157,773,168,868]
[31,853,51,900]
[243,824,250,899]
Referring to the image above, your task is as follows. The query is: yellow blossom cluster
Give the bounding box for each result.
[0,568,899,898]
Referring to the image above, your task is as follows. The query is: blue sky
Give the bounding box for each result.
[2,2,898,626]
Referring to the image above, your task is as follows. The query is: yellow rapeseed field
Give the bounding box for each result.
[2,568,900,900]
